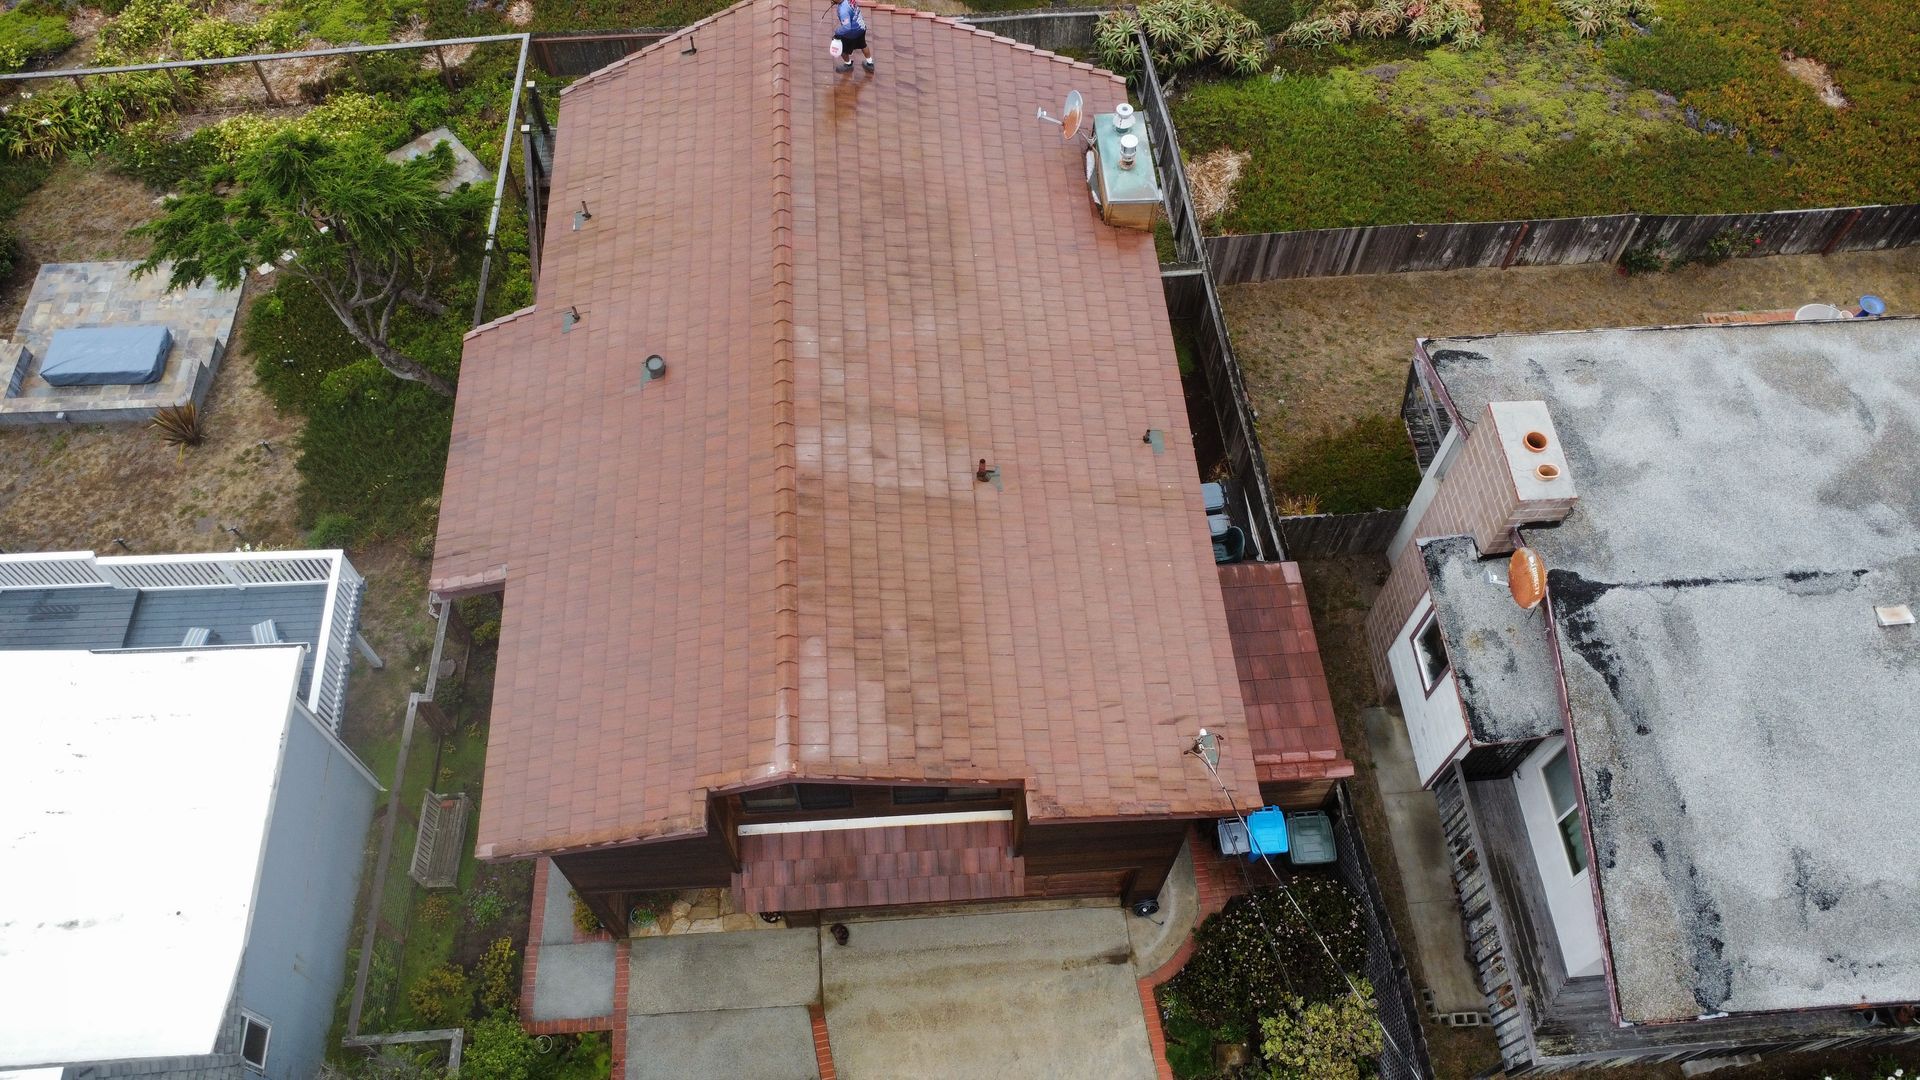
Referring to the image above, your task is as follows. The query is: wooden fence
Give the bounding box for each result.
[1277,509,1405,558]
[1138,28,1284,559]
[529,9,1102,78]
[1204,203,1920,285]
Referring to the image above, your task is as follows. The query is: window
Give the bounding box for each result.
[240,1014,271,1070]
[892,786,1000,806]
[739,784,855,812]
[1541,748,1589,876]
[1413,612,1450,693]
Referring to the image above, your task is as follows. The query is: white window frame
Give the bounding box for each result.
[1412,610,1450,695]
[239,1012,271,1071]
[1539,745,1589,877]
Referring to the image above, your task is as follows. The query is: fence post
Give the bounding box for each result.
[1821,207,1864,255]
[1499,221,1530,270]
[243,61,277,103]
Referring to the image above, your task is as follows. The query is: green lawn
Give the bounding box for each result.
[1173,0,1920,233]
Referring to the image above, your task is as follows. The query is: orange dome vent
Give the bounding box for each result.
[1509,547,1547,611]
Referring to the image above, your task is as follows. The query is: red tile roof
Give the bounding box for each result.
[732,820,1023,912]
[1218,562,1352,786]
[434,0,1263,858]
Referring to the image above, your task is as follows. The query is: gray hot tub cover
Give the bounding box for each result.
[39,325,173,386]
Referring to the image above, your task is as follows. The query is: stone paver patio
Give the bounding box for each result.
[0,261,241,426]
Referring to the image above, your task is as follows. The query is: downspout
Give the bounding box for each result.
[1521,524,1627,1028]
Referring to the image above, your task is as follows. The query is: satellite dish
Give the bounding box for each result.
[1059,90,1084,141]
[1036,89,1085,142]
[1509,547,1547,611]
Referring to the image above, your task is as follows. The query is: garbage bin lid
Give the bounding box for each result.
[1208,514,1232,537]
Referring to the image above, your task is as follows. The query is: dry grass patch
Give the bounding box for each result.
[0,288,304,554]
[1188,146,1249,223]
[1225,246,1920,496]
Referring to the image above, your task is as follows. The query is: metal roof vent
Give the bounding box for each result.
[642,354,666,382]
[1875,604,1914,627]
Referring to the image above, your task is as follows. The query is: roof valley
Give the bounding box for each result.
[767,0,800,775]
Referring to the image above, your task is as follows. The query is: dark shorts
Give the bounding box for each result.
[835,29,867,53]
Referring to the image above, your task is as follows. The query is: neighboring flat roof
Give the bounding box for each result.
[1424,319,1920,1023]
[0,647,304,1068]
[433,0,1261,858]
[1419,536,1560,745]
[0,582,327,697]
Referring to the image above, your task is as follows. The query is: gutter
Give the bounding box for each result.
[1523,523,1627,1029]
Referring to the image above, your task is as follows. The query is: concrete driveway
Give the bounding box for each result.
[820,906,1157,1080]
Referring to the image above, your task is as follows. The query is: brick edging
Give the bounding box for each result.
[520,858,551,1024]
[611,940,631,1074]
[809,1003,838,1080]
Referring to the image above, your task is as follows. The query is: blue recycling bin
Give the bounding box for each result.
[1245,806,1289,861]
[1857,295,1886,317]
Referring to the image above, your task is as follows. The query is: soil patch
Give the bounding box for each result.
[0,162,157,335]
[1781,53,1847,108]
[1224,247,1920,493]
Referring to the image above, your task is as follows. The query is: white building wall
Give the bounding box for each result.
[1513,737,1605,978]
[1386,594,1469,787]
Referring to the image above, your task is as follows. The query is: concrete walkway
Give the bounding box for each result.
[821,906,1157,1080]
[626,928,822,1080]
[1362,706,1484,1014]
[529,862,617,1023]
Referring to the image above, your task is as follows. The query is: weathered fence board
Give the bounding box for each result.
[1206,203,1920,285]
[1277,510,1405,558]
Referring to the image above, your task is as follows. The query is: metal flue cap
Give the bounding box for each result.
[644,354,667,380]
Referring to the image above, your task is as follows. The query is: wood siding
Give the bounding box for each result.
[1206,204,1920,285]
[1021,818,1191,904]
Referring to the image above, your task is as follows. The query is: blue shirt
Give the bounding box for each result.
[835,0,865,34]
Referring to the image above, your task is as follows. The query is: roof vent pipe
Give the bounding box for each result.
[1113,102,1136,131]
[1118,133,1139,169]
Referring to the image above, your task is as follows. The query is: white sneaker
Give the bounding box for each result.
[863,58,874,72]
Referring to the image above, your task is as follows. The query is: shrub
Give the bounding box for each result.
[1279,0,1484,48]
[0,5,78,74]
[1161,988,1254,1079]
[406,962,470,1026]
[1095,0,1267,77]
[104,118,220,190]
[471,618,501,646]
[0,71,195,160]
[307,512,360,548]
[1691,226,1760,266]
[1555,0,1650,39]
[1617,239,1671,274]
[150,403,206,449]
[1167,878,1369,1028]
[243,280,457,540]
[468,886,507,927]
[1274,414,1419,514]
[1235,0,1314,35]
[571,890,601,935]
[1258,982,1383,1080]
[94,0,300,65]
[464,1014,539,1080]
[417,892,455,924]
[476,937,518,1014]
[1603,26,1754,94]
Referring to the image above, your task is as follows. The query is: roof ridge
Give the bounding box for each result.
[865,4,1125,82]
[767,0,800,775]
[560,0,765,96]
[463,304,538,341]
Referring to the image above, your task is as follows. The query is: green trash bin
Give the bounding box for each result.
[1285,811,1337,865]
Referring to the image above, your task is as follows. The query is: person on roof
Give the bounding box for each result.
[830,0,873,74]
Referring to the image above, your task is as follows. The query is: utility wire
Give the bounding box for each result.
[1188,733,1410,1068]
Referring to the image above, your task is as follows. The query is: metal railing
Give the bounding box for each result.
[0,551,104,589]
[0,547,364,731]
